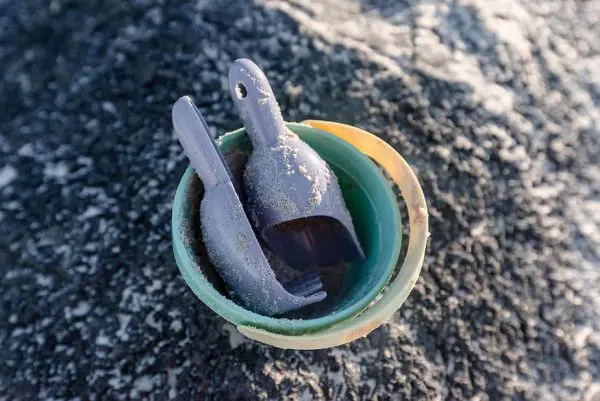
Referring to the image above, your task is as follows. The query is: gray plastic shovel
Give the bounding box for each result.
[172,95,326,316]
[228,58,365,269]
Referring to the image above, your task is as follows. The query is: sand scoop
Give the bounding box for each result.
[228,58,365,269]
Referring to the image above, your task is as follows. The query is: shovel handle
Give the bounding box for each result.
[172,96,232,189]
[228,58,286,148]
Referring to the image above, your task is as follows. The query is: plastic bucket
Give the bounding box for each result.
[171,120,428,349]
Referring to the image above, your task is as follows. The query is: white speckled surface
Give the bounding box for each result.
[0,0,599,400]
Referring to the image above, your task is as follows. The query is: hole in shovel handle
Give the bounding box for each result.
[235,83,247,99]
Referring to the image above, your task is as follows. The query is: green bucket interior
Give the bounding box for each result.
[172,123,402,334]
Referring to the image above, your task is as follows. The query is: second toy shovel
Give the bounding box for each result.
[172,95,326,316]
[228,58,365,269]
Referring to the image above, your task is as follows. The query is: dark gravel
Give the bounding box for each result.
[1,0,599,400]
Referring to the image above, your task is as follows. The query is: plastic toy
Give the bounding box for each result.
[172,96,326,316]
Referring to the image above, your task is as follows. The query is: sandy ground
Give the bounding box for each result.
[1,0,599,400]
